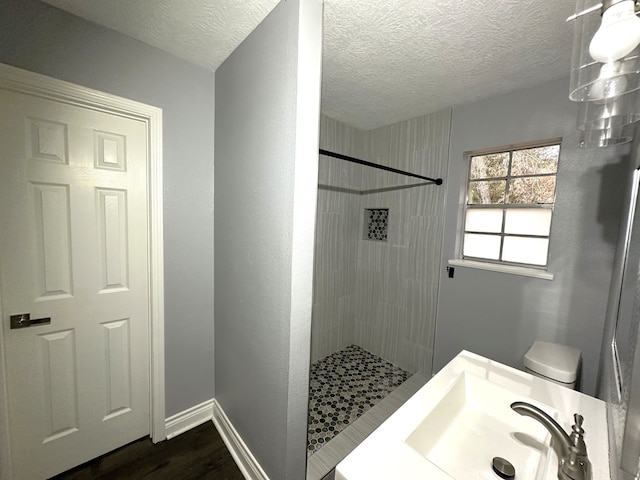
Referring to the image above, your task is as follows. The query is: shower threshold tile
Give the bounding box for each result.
[306,372,429,480]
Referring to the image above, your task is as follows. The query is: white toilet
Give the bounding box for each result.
[523,341,581,389]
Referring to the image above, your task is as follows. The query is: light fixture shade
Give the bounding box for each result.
[578,123,636,147]
[577,89,640,130]
[569,0,640,102]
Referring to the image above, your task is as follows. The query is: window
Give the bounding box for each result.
[462,143,560,268]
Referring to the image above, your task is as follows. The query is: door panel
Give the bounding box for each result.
[0,90,150,479]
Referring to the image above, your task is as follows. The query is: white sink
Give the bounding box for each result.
[334,351,610,480]
[405,372,554,479]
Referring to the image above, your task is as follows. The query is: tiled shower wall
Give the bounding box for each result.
[312,116,364,362]
[312,111,451,374]
[355,110,451,374]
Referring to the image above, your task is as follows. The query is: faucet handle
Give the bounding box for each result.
[573,414,584,429]
[570,414,587,454]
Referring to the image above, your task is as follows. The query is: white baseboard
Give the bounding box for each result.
[212,399,270,480]
[164,399,214,440]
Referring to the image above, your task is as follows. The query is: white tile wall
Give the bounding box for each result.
[312,111,451,374]
[312,117,364,362]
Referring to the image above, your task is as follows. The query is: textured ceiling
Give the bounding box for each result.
[40,0,577,130]
[39,0,281,71]
[322,0,576,130]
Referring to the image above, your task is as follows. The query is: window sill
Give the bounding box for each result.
[447,259,554,281]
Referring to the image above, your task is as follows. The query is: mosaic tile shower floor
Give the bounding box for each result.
[307,344,411,456]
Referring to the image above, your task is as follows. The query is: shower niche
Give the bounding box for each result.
[307,112,450,479]
[363,208,389,241]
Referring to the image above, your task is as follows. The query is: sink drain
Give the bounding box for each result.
[492,457,515,479]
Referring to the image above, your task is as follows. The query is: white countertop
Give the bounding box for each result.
[335,351,609,480]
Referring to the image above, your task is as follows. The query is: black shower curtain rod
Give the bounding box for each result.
[319,149,443,185]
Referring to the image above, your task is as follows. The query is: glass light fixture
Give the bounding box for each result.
[579,123,635,147]
[570,0,640,147]
[569,0,640,102]
[577,89,640,130]
[589,61,629,99]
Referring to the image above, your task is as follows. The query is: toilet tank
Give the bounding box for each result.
[523,341,581,389]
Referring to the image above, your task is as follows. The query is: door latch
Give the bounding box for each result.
[10,313,51,329]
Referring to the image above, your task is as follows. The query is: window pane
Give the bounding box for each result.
[463,233,501,260]
[511,145,559,175]
[465,209,503,233]
[470,153,509,179]
[504,208,552,236]
[507,176,556,204]
[468,180,506,204]
[502,236,549,266]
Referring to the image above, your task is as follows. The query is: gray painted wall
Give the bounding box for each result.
[0,0,215,417]
[436,77,630,396]
[214,0,322,478]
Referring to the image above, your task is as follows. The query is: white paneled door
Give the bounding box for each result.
[0,89,150,479]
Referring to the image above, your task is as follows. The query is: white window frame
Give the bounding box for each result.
[451,139,561,280]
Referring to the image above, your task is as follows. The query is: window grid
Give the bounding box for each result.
[470,172,557,182]
[462,143,560,269]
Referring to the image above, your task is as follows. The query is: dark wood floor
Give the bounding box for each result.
[51,422,245,480]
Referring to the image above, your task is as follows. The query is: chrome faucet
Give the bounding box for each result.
[511,402,591,480]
